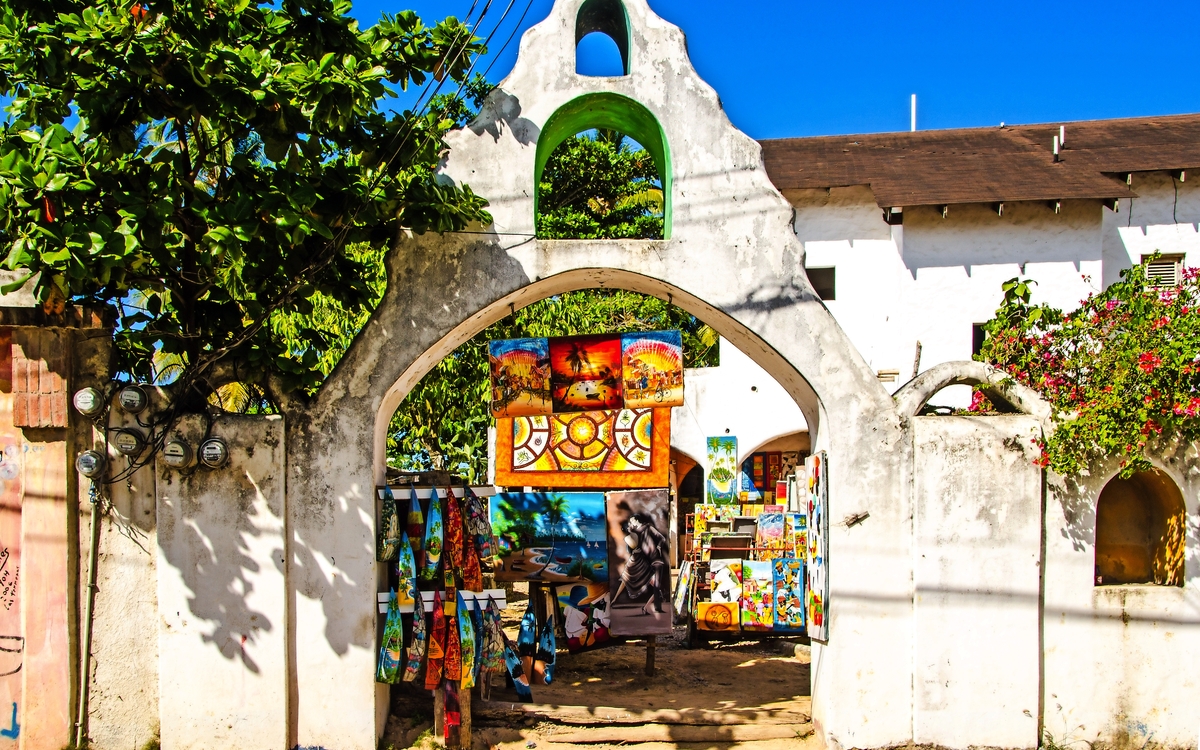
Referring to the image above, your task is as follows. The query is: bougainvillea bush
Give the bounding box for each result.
[975,262,1200,477]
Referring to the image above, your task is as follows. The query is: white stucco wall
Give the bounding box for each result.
[670,341,808,467]
[792,176,1200,408]
[156,415,288,750]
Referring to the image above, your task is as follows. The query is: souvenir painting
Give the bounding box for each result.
[696,601,739,632]
[555,583,616,653]
[708,559,742,604]
[490,492,608,583]
[620,330,684,408]
[740,559,774,631]
[706,436,738,504]
[756,512,787,561]
[606,489,673,636]
[786,512,808,557]
[692,505,736,552]
[494,408,671,488]
[773,557,806,631]
[739,456,763,502]
[489,338,551,417]
[806,452,829,641]
[549,334,623,412]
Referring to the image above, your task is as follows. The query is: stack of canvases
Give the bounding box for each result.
[374,485,545,744]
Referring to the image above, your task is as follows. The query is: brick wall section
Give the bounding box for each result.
[11,328,68,428]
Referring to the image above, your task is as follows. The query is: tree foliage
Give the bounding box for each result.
[976,262,1200,476]
[0,0,491,402]
[536,129,663,240]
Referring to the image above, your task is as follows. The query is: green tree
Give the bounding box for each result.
[0,0,491,404]
[975,261,1200,476]
[536,129,663,240]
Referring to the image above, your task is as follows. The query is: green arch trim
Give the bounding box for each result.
[534,92,672,239]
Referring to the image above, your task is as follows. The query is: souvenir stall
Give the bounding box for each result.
[375,331,685,748]
[676,446,829,643]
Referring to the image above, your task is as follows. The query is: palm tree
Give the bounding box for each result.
[541,494,570,537]
[565,342,590,377]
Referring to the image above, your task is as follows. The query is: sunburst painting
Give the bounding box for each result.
[621,330,683,408]
[549,334,623,412]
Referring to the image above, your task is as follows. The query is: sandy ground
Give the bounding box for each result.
[383,623,814,750]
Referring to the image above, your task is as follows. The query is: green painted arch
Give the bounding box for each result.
[534,92,672,239]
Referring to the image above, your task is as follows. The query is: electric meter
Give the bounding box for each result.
[72,387,104,417]
[113,430,145,456]
[199,437,229,469]
[117,385,148,414]
[75,450,106,479]
[162,440,193,469]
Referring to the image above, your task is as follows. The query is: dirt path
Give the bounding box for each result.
[384,628,814,749]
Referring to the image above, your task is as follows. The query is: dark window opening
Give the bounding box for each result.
[1095,469,1185,586]
[806,267,836,300]
[972,324,987,357]
[537,129,664,240]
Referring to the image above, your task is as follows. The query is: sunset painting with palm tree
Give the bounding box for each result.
[549,334,623,411]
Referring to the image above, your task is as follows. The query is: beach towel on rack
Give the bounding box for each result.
[424,590,446,691]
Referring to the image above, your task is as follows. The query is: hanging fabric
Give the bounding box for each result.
[471,596,485,685]
[444,608,462,682]
[420,489,443,582]
[375,589,403,683]
[457,591,476,689]
[502,631,533,703]
[444,486,465,580]
[424,590,446,691]
[442,560,457,616]
[443,680,461,745]
[479,596,506,699]
[376,487,401,561]
[535,614,557,685]
[396,531,419,609]
[518,595,538,679]
[407,485,425,569]
[462,536,483,593]
[463,484,495,560]
[402,600,427,683]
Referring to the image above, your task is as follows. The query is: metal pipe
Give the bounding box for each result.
[74,481,102,748]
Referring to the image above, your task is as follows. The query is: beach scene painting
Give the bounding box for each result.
[549,334,624,412]
[706,436,738,504]
[621,330,684,408]
[490,492,609,583]
[489,338,552,418]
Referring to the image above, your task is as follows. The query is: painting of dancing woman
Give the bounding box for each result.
[605,490,673,635]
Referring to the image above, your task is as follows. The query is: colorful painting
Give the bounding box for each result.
[739,456,763,502]
[708,559,742,604]
[806,452,829,641]
[606,489,673,636]
[489,338,551,417]
[555,583,616,653]
[550,334,623,412]
[494,408,671,488]
[773,558,806,631]
[489,492,608,583]
[706,436,738,504]
[696,601,739,632]
[621,330,683,408]
[740,559,774,631]
[692,504,736,552]
[756,512,787,561]
[786,512,808,557]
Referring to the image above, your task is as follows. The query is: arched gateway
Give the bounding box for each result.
[276,2,1045,749]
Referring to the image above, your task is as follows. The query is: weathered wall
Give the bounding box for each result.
[156,415,287,750]
[1043,448,1200,748]
[912,416,1043,748]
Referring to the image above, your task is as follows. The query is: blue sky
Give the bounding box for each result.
[358,0,1200,139]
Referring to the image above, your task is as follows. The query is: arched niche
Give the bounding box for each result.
[576,0,630,76]
[534,93,672,238]
[1094,468,1186,586]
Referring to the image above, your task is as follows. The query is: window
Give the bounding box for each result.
[1142,254,1184,286]
[806,267,835,300]
[972,324,986,357]
[576,0,630,77]
[1094,469,1185,586]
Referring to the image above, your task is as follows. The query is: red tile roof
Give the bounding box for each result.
[759,113,1200,208]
